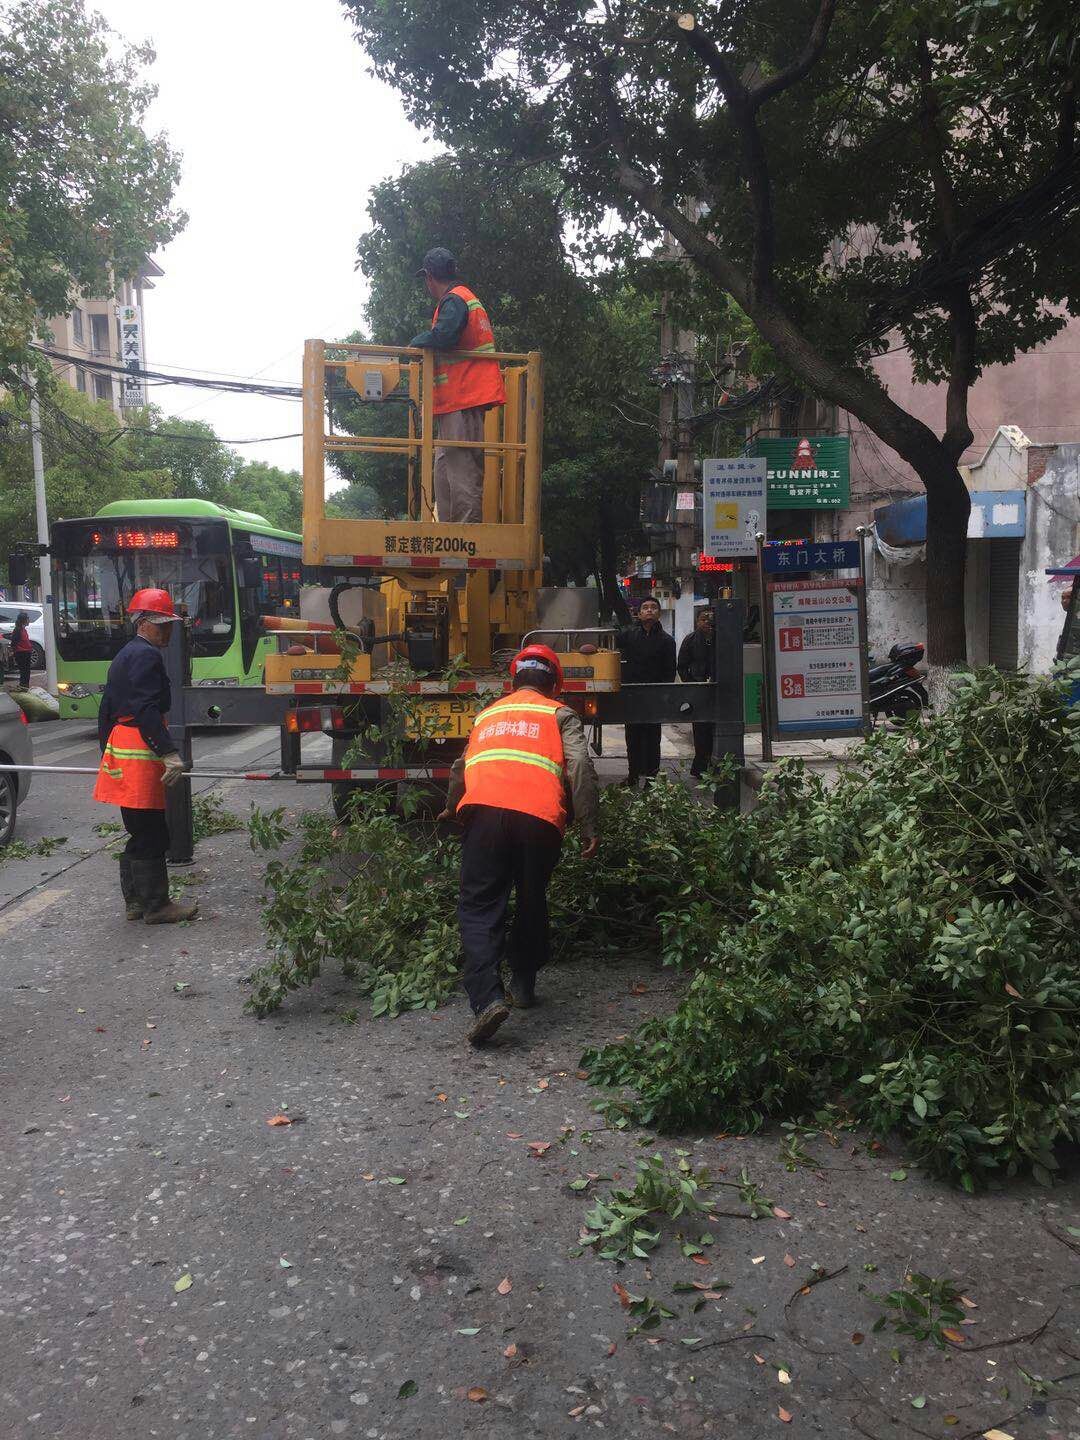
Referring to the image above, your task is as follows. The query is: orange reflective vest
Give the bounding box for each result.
[93,721,167,810]
[432,284,506,417]
[459,690,567,833]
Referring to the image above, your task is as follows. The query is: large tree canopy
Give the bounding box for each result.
[0,0,184,379]
[331,155,656,610]
[340,0,1080,665]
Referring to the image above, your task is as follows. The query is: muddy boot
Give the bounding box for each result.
[466,1000,509,1046]
[119,854,144,921]
[134,856,198,925]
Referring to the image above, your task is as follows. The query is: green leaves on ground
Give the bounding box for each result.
[192,793,243,843]
[871,1273,966,1350]
[583,662,1080,1189]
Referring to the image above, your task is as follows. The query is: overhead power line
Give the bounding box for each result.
[32,345,303,400]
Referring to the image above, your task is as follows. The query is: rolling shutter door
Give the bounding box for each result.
[987,539,1021,670]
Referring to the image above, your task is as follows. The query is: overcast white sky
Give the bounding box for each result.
[93,0,431,476]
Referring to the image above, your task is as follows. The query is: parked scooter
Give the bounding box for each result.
[869,641,929,723]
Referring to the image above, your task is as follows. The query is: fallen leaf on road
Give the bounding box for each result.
[700,1290,726,1301]
[890,1169,907,1182]
[387,1176,406,1185]
[751,1256,765,1265]
[145,1022,156,1029]
[457,1327,481,1336]
[983,1431,1014,1440]
[267,1114,293,1127]
[436,1093,447,1102]
[569,1404,585,1417]
[753,1354,766,1364]
[506,1132,523,1140]
[174,1274,192,1292]
[398,1380,417,1399]
[815,1200,828,1208]
[851,1332,864,1345]
[778,1407,792,1423]
[527,1141,551,1156]
[453,1216,469,1225]
[941,1328,965,1345]
[783,1254,796,1267]
[361,1172,374,1181]
[960,1295,978,1309]
[606,1343,617,1357]
[911,1396,926,1409]
[279,1258,292,1268]
[630,981,648,995]
[772,1207,792,1220]
[497,1277,513,1296]
[467,1386,488,1403]
[95,1027,106,1033]
[503,1343,517,1358]
[613,1281,632,1308]
[536,1078,549,1090]
[690,1254,710,1267]
[575,1069,589,1080]
[944,1416,959,1426]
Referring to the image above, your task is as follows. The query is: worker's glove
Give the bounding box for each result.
[160,752,186,789]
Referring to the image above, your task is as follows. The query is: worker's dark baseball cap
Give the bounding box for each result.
[415,247,456,281]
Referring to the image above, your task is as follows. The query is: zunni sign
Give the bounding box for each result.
[751,435,851,509]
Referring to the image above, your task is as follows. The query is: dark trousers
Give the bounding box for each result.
[15,653,31,689]
[121,806,170,860]
[624,724,662,781]
[458,805,562,1014]
[691,722,715,776]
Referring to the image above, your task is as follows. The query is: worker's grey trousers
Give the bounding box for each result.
[434,406,486,523]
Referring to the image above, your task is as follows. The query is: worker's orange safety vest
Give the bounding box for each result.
[459,690,567,833]
[93,720,166,811]
[432,285,507,417]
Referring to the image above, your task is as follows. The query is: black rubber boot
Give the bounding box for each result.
[467,1000,510,1046]
[506,973,538,1009]
[133,856,198,925]
[119,855,144,921]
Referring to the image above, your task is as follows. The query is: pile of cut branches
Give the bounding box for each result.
[246,660,1080,1189]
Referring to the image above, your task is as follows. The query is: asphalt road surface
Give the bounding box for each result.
[1,718,1076,1440]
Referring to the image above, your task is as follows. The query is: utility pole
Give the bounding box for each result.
[26,372,58,693]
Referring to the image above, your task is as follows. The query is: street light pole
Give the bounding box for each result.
[26,371,57,693]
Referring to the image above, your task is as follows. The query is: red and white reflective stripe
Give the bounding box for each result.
[323,554,524,570]
[267,677,619,696]
[295,767,454,783]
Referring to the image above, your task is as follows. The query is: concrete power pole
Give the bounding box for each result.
[27,373,58,693]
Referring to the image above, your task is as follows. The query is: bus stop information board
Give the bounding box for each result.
[767,578,868,736]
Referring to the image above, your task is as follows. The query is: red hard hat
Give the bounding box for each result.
[510,643,564,695]
[128,588,177,619]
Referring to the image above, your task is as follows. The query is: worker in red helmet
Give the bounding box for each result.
[93,588,197,924]
[439,643,599,1045]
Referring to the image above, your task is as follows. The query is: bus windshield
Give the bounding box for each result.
[52,518,236,662]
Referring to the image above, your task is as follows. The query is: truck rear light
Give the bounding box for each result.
[584,698,598,719]
[286,706,346,733]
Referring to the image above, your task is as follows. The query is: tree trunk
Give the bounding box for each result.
[921,461,971,695]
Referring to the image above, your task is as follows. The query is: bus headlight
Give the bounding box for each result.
[58,683,93,698]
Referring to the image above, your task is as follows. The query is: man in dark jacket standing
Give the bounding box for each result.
[616,596,676,785]
[94,588,196,925]
[677,608,715,777]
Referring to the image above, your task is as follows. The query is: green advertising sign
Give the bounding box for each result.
[751,435,850,509]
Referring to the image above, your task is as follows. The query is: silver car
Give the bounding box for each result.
[0,690,33,845]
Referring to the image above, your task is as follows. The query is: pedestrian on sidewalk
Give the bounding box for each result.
[10,612,33,691]
[93,588,196,925]
[410,247,506,523]
[439,644,599,1045]
[616,597,676,786]
[677,607,715,778]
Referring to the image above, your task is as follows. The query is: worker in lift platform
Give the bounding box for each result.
[410,247,506,524]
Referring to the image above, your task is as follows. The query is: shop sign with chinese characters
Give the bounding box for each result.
[702,456,766,559]
[116,303,144,409]
[767,578,868,737]
[751,435,850,509]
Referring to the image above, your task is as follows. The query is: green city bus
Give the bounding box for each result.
[50,499,304,720]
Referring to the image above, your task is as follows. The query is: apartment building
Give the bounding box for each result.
[43,257,163,415]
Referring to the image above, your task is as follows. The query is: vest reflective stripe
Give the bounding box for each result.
[93,721,167,810]
[464,749,564,779]
[432,285,507,417]
[459,690,567,833]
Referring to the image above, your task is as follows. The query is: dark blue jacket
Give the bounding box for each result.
[98,636,176,756]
